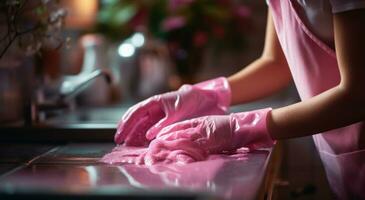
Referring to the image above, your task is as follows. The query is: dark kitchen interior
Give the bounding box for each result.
[4,0,361,199]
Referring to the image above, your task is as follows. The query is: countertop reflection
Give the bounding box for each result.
[0,143,271,200]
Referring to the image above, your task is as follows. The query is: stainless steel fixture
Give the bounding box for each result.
[29,69,112,125]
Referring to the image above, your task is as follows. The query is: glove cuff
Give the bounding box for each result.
[253,108,276,149]
[193,77,231,111]
[231,108,276,150]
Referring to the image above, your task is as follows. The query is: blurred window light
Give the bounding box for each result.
[118,43,135,57]
[131,33,145,47]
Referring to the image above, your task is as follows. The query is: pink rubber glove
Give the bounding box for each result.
[139,108,275,165]
[115,77,231,146]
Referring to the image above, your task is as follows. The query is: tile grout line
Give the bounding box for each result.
[0,146,61,180]
[24,146,61,166]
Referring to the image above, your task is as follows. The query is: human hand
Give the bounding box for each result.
[137,108,275,165]
[114,77,231,146]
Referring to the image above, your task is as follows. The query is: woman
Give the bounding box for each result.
[106,0,365,199]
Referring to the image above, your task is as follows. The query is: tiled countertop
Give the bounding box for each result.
[0,143,273,200]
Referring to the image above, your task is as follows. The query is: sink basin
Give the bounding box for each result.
[0,105,130,143]
[46,105,129,124]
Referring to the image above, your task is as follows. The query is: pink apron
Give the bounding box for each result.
[267,0,365,199]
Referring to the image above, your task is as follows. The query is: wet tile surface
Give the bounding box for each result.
[0,143,271,200]
[34,143,115,164]
[0,164,19,175]
[0,143,56,164]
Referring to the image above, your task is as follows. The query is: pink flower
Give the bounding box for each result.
[161,16,186,31]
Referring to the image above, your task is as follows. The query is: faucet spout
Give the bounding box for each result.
[60,69,112,102]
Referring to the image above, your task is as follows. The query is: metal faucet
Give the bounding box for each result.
[26,68,112,125]
[24,34,113,125]
[59,69,112,102]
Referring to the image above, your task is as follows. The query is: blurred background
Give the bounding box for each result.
[0,0,332,199]
[1,0,272,124]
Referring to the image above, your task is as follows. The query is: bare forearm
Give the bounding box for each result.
[268,9,365,140]
[268,85,365,139]
[228,57,292,105]
[228,10,292,106]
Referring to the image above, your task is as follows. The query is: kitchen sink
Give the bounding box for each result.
[0,105,130,143]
